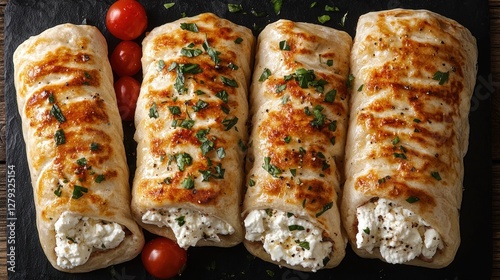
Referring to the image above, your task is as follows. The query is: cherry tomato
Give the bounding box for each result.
[142,237,188,279]
[114,76,140,122]
[110,41,142,77]
[106,0,147,40]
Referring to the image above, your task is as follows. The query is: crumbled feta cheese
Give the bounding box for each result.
[356,198,443,264]
[142,208,234,249]
[54,211,125,269]
[244,209,332,272]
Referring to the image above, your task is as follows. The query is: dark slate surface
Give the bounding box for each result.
[4,0,491,279]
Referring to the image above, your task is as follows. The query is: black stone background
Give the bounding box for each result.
[4,0,492,279]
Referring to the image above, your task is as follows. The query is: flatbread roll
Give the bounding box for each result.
[13,23,145,273]
[131,13,255,248]
[242,20,352,272]
[341,9,478,268]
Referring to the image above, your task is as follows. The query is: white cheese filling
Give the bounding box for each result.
[54,211,125,269]
[244,209,332,272]
[142,208,234,249]
[356,198,443,264]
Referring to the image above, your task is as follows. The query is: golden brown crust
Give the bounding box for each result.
[14,23,144,273]
[342,9,478,268]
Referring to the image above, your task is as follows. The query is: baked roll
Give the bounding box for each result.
[13,23,145,273]
[131,13,255,248]
[242,20,352,272]
[341,9,478,268]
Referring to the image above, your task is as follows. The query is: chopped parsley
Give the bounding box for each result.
[431,171,442,181]
[192,100,209,112]
[90,142,99,151]
[228,3,243,12]
[149,102,159,118]
[222,117,238,131]
[406,196,420,203]
[318,15,331,24]
[279,40,290,51]
[215,90,229,103]
[221,76,238,87]
[181,176,195,189]
[259,68,271,82]
[316,201,333,217]
[54,184,63,197]
[95,174,105,183]
[50,104,66,123]
[288,225,305,231]
[176,152,193,171]
[163,3,175,9]
[433,70,449,85]
[271,0,282,15]
[72,185,88,199]
[180,22,199,33]
[324,89,337,103]
[76,157,87,166]
[54,129,66,146]
[168,105,182,116]
[262,156,281,177]
[203,37,221,66]
[175,216,186,226]
[310,105,326,128]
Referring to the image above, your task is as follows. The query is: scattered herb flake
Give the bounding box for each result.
[318,15,331,24]
[298,240,310,250]
[163,3,175,9]
[90,142,99,151]
[180,22,199,33]
[279,40,290,51]
[248,178,256,186]
[363,227,370,234]
[76,157,87,166]
[168,105,182,115]
[72,185,88,199]
[181,176,195,189]
[406,196,420,203]
[431,171,442,181]
[50,104,66,123]
[149,102,159,118]
[234,37,243,44]
[288,225,305,231]
[316,201,333,217]
[271,0,282,15]
[228,3,243,12]
[54,129,66,146]
[324,89,337,103]
[259,68,272,82]
[221,76,238,87]
[394,153,407,160]
[54,184,62,197]
[93,174,104,183]
[433,71,449,85]
[222,117,238,131]
[215,90,229,103]
[340,11,348,26]
[176,216,186,226]
[325,4,339,11]
[263,156,281,177]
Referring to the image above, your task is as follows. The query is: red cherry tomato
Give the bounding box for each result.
[142,237,188,279]
[110,41,142,77]
[114,76,140,122]
[106,0,147,40]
